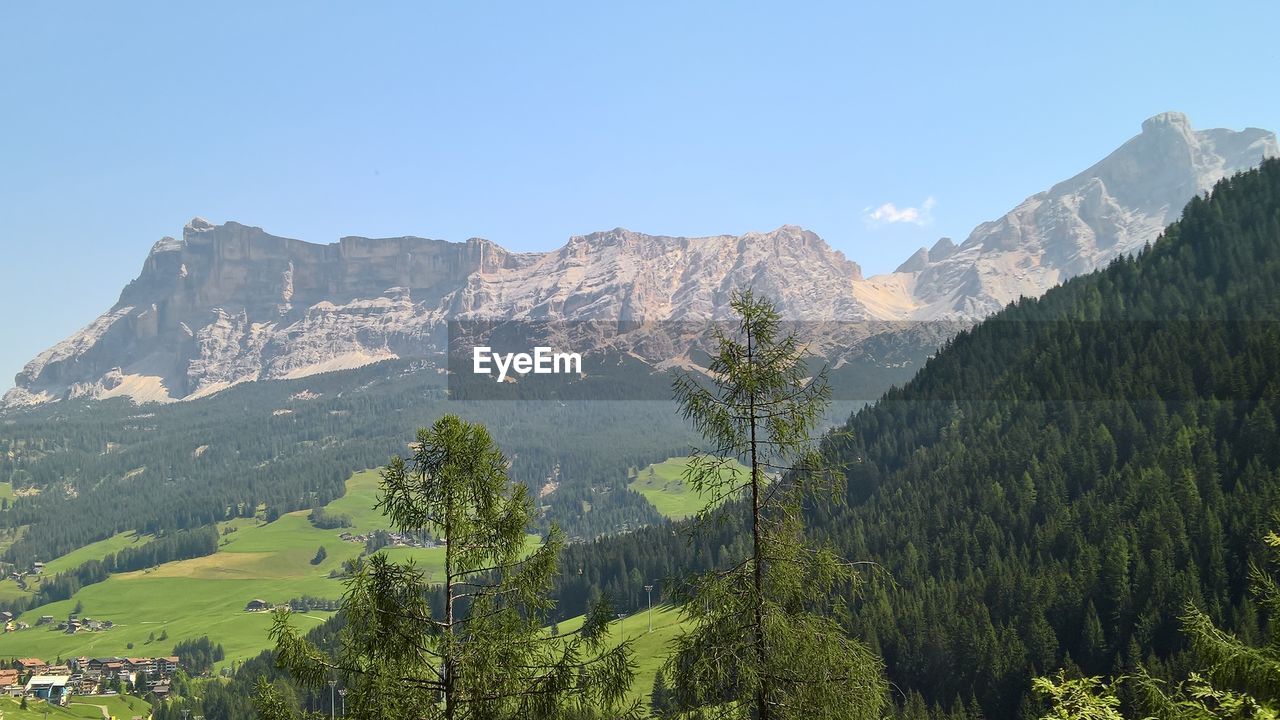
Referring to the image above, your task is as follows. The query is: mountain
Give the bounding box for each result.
[5,223,883,406]
[888,111,1278,317]
[549,159,1280,718]
[6,112,1275,407]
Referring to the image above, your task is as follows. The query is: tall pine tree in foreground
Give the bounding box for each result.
[258,415,637,720]
[666,290,887,719]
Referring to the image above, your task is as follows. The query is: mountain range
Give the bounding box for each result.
[6,111,1275,407]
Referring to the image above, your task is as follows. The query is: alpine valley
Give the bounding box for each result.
[2,113,1279,720]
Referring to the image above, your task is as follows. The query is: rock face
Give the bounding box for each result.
[6,223,872,405]
[895,111,1278,318]
[6,112,1276,406]
[8,220,536,404]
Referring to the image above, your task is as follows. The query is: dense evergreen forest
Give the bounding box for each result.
[544,160,1280,717]
[0,367,698,565]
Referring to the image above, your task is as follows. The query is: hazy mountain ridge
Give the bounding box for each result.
[7,112,1275,407]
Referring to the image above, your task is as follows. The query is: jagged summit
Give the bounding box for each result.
[6,222,868,406]
[7,113,1276,407]
[1141,110,1191,133]
[890,112,1278,318]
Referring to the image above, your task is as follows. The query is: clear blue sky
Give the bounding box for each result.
[3,2,1279,389]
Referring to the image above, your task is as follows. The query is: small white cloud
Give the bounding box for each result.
[864,196,936,227]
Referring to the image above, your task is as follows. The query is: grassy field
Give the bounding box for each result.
[43,532,154,575]
[0,469,462,668]
[0,529,152,605]
[627,456,749,520]
[558,604,689,706]
[70,693,152,720]
[0,693,151,720]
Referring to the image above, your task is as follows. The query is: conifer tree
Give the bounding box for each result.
[1037,524,1280,718]
[650,668,673,718]
[666,289,886,719]
[260,415,637,719]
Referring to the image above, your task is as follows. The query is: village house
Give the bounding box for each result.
[126,657,156,674]
[244,598,271,612]
[148,680,171,700]
[0,668,20,695]
[15,657,46,676]
[73,674,99,695]
[24,674,70,705]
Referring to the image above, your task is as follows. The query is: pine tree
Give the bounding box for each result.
[1081,601,1107,672]
[651,668,673,718]
[666,290,887,719]
[262,415,637,719]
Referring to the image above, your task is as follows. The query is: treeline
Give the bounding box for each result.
[156,617,346,720]
[172,635,225,676]
[307,507,352,529]
[284,596,341,612]
[0,358,699,566]
[0,527,219,615]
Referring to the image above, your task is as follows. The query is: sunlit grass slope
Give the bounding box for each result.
[627,456,749,520]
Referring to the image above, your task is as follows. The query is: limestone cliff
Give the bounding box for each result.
[7,112,1275,406]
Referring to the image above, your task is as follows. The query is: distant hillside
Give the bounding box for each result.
[550,160,1280,718]
[0,364,695,568]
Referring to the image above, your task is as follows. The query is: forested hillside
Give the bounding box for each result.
[0,365,693,567]
[550,160,1280,717]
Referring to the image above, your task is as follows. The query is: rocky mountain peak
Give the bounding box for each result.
[1141,110,1192,134]
[185,216,215,233]
[895,112,1278,318]
[928,237,957,262]
[6,219,872,406]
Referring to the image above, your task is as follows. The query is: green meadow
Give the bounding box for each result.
[43,531,153,575]
[0,465,650,693]
[0,530,152,605]
[0,693,151,720]
[0,470,459,667]
[627,456,749,520]
[557,604,689,705]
